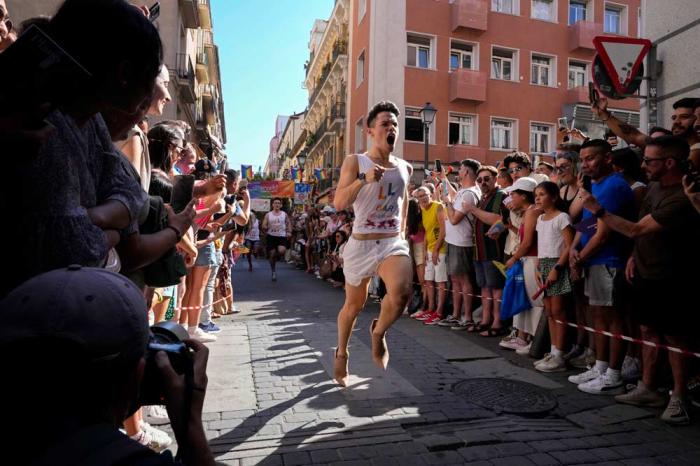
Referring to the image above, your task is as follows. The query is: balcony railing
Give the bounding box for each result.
[198,0,212,29]
[179,0,199,29]
[308,40,348,107]
[201,29,214,48]
[176,53,196,103]
[330,101,346,121]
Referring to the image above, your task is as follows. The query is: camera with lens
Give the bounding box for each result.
[139,321,193,406]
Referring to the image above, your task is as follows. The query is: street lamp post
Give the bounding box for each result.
[420,102,437,175]
[297,151,307,181]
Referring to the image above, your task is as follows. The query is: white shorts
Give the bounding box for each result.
[424,251,448,283]
[342,236,410,287]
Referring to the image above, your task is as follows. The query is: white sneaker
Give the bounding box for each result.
[578,373,624,395]
[568,366,602,385]
[132,422,172,452]
[438,316,460,327]
[614,382,667,408]
[500,337,528,351]
[533,353,550,367]
[661,396,691,425]
[536,354,567,372]
[621,356,641,381]
[515,342,532,356]
[145,404,169,425]
[188,326,217,343]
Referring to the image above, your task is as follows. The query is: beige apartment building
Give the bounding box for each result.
[276,112,308,180]
[346,0,641,171]
[300,0,350,192]
[7,0,226,154]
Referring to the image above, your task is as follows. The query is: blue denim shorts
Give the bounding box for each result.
[195,242,218,267]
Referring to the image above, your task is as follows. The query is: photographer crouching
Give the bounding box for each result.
[0,266,215,466]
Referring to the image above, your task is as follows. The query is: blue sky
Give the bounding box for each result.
[211,0,333,173]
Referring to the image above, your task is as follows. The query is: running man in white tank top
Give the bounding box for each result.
[332,101,413,387]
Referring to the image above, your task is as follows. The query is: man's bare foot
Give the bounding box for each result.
[370,319,389,370]
[333,348,349,387]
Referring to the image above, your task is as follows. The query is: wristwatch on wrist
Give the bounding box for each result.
[554,264,565,272]
[594,207,607,218]
[358,172,367,183]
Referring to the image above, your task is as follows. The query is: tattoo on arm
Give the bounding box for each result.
[619,122,636,135]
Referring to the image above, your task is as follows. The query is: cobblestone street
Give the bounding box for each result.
[186,259,700,465]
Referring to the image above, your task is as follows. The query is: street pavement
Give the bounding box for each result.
[183,258,700,465]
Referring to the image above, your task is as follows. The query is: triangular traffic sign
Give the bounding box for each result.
[593,36,651,95]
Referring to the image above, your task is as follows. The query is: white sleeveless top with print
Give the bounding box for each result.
[265,211,287,237]
[352,153,410,235]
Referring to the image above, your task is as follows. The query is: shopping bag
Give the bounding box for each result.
[499,260,530,320]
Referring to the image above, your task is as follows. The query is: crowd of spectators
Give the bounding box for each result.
[272,95,700,428]
[2,2,700,465]
[0,0,252,463]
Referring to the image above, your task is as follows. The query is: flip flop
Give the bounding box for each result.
[480,327,508,337]
[468,322,490,333]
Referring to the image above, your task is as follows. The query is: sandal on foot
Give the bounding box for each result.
[333,348,349,387]
[480,327,507,337]
[467,322,489,333]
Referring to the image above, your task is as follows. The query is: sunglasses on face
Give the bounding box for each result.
[555,164,572,173]
[476,176,492,183]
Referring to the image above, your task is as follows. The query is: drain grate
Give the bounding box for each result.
[453,378,557,415]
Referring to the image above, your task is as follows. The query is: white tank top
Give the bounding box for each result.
[265,211,287,237]
[352,153,410,235]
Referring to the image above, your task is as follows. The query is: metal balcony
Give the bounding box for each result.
[179,0,199,29]
[175,53,196,104]
[198,0,212,30]
[195,48,209,84]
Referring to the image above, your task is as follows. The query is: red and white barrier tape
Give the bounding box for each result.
[553,319,700,359]
[174,293,232,312]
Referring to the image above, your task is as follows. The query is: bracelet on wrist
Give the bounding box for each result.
[594,207,607,218]
[554,264,565,272]
[165,225,183,242]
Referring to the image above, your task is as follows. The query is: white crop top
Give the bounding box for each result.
[352,153,410,235]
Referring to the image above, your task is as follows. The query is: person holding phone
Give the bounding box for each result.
[579,136,700,425]
[567,139,634,396]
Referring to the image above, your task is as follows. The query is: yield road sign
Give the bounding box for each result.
[593,36,651,95]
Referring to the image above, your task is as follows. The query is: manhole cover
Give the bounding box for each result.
[453,378,557,415]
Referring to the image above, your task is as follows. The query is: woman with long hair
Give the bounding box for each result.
[406,197,428,316]
[533,181,574,372]
[329,229,349,287]
[179,159,226,342]
[554,149,584,223]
